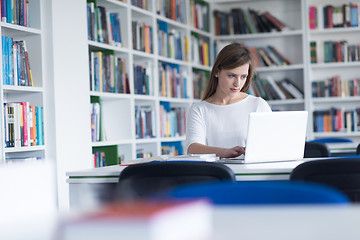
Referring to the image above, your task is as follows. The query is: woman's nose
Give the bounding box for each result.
[233,77,240,86]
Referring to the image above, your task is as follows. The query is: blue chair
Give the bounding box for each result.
[165,181,350,205]
[310,138,353,143]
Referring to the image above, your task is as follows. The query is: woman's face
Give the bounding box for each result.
[215,63,249,97]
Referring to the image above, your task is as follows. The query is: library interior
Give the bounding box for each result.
[1,0,360,239]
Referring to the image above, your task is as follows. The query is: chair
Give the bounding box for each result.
[114,161,235,200]
[304,142,330,158]
[165,180,349,205]
[310,138,353,143]
[290,158,360,202]
[357,143,360,155]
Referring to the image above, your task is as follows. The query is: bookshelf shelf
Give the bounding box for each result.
[158,97,192,103]
[311,62,360,69]
[4,145,46,153]
[306,0,360,141]
[268,99,305,106]
[312,97,360,104]
[3,86,44,93]
[257,64,304,72]
[88,40,129,52]
[189,27,212,37]
[310,27,360,35]
[215,30,303,41]
[90,91,130,99]
[160,136,186,142]
[0,0,47,163]
[92,139,133,147]
[158,56,189,66]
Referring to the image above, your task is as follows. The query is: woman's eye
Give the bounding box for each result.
[228,75,235,78]
[241,75,247,79]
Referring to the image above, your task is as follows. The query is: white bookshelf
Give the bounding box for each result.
[0,0,48,163]
[305,0,360,141]
[86,0,211,165]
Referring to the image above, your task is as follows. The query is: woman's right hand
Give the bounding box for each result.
[220,146,245,158]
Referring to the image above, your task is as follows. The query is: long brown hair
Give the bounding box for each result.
[202,43,255,100]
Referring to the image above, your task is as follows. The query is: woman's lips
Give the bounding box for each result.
[231,88,239,92]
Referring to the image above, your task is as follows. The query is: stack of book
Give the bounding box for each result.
[311,75,360,98]
[135,105,156,139]
[189,0,209,32]
[158,62,188,99]
[313,108,360,133]
[159,102,186,138]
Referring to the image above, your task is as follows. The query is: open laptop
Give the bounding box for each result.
[220,111,308,164]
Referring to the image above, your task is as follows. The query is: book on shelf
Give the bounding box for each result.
[86,2,123,47]
[89,50,129,94]
[3,102,42,148]
[156,0,186,23]
[93,145,120,167]
[134,62,152,95]
[1,0,29,26]
[192,69,209,99]
[190,0,209,32]
[313,108,360,133]
[135,105,156,139]
[159,102,186,138]
[312,76,360,98]
[132,21,153,53]
[2,37,33,86]
[158,62,188,98]
[131,0,149,10]
[59,199,212,240]
[214,7,290,35]
[310,4,359,29]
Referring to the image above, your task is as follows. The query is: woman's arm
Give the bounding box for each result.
[188,143,245,158]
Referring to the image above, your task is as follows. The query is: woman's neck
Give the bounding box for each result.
[205,92,248,105]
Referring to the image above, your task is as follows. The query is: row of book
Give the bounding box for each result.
[191,33,210,66]
[2,37,33,86]
[132,21,153,53]
[87,2,122,46]
[156,0,186,23]
[131,0,149,10]
[309,4,359,29]
[214,8,289,36]
[5,157,42,164]
[3,102,44,148]
[93,151,106,168]
[192,70,209,99]
[248,77,304,101]
[89,50,130,94]
[189,0,209,32]
[135,105,156,139]
[159,62,188,99]
[324,40,360,63]
[134,62,152,95]
[159,102,186,138]
[161,145,178,156]
[157,21,189,61]
[249,45,292,67]
[136,149,153,159]
[313,107,360,133]
[311,76,360,98]
[1,0,29,26]
[90,102,101,142]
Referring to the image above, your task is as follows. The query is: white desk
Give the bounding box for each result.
[66,160,306,208]
[213,205,360,240]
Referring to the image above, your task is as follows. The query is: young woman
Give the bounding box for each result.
[185,43,271,158]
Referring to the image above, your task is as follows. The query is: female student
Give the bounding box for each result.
[185,43,271,158]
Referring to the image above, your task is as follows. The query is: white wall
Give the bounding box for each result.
[44,0,93,210]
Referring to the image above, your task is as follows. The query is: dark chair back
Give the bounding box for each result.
[290,158,360,202]
[115,161,235,200]
[357,144,360,155]
[304,142,330,158]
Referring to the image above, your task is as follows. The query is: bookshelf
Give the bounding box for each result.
[305,0,360,141]
[0,0,48,164]
[86,0,211,165]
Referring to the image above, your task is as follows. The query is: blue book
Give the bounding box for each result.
[350,4,359,27]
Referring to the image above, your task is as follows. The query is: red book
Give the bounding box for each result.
[21,102,29,147]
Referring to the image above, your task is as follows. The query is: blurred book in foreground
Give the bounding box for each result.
[58,199,213,240]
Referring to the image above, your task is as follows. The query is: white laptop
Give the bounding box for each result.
[221,111,308,164]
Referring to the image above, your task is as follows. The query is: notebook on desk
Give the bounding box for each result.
[220,111,308,164]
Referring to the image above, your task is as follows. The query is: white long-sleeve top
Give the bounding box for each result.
[185,95,272,153]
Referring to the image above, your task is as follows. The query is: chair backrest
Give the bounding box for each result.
[304,142,330,158]
[290,158,360,202]
[115,161,235,200]
[165,181,349,205]
[357,144,360,155]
